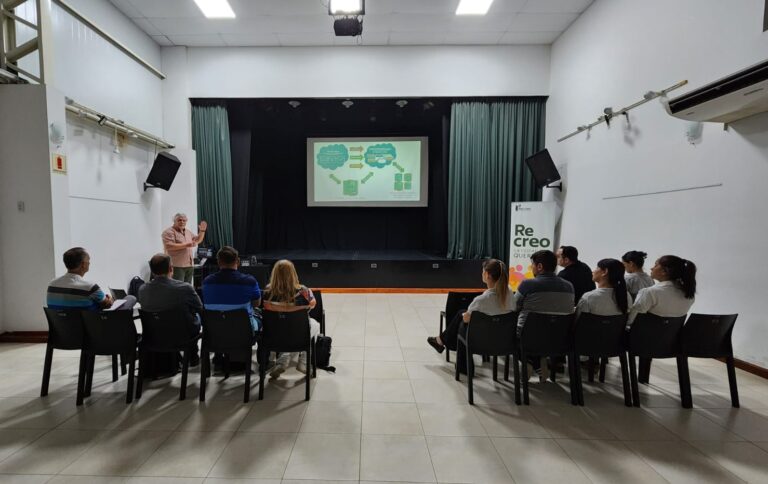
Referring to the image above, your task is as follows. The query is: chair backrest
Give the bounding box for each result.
[465,311,518,356]
[43,307,84,350]
[519,312,575,355]
[202,310,254,352]
[628,313,686,358]
[681,313,738,358]
[81,310,138,355]
[573,313,628,356]
[309,289,323,322]
[261,309,311,352]
[139,309,198,351]
[445,291,484,322]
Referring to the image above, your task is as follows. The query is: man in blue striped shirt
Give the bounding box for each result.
[202,246,262,333]
[46,247,136,311]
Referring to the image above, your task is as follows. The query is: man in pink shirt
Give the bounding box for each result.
[162,213,208,283]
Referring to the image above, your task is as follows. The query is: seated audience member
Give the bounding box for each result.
[47,247,137,312]
[427,259,515,373]
[576,258,631,317]
[138,254,203,364]
[628,255,696,326]
[262,259,320,378]
[516,250,575,376]
[622,250,654,299]
[202,246,262,334]
[557,245,596,304]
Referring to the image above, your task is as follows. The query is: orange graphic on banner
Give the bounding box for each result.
[509,264,534,291]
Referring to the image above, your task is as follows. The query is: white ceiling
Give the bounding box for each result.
[110,0,594,47]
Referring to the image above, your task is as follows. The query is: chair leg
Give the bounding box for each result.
[312,339,317,379]
[638,357,652,384]
[258,348,266,400]
[467,346,474,405]
[492,356,498,382]
[599,357,607,383]
[513,353,521,405]
[120,353,127,376]
[567,353,577,406]
[135,352,145,399]
[521,351,530,405]
[199,347,207,402]
[504,355,510,382]
[619,352,632,407]
[454,352,461,382]
[725,356,740,408]
[85,354,95,397]
[112,354,119,382]
[628,354,640,407]
[588,357,596,382]
[244,348,252,404]
[41,343,54,397]
[224,354,230,380]
[676,356,692,409]
[180,349,190,401]
[125,353,135,404]
[575,354,585,406]
[76,350,87,406]
[550,355,557,383]
[305,343,311,401]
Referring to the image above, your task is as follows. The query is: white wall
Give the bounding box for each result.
[162,45,551,149]
[547,0,768,366]
[0,85,58,331]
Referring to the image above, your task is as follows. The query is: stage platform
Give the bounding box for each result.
[240,250,485,289]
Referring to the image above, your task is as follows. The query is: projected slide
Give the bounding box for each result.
[307,137,429,207]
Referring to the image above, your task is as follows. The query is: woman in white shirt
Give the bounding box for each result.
[628,255,696,326]
[577,258,631,317]
[622,251,654,299]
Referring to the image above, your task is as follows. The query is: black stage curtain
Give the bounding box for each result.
[223,98,451,255]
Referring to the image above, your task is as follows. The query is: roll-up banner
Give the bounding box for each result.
[509,201,557,290]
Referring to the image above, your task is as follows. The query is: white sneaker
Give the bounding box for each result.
[296,361,307,374]
[269,365,286,379]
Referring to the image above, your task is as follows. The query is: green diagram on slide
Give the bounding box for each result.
[313,140,421,202]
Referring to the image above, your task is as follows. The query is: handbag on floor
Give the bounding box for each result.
[314,335,335,372]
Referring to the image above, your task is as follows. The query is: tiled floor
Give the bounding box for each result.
[1,293,768,483]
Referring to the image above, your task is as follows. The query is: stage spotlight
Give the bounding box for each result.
[342,100,354,109]
[288,100,301,108]
[395,100,408,108]
[423,100,435,110]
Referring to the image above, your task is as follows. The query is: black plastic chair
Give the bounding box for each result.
[258,310,316,401]
[136,309,201,401]
[200,310,256,403]
[573,313,632,406]
[309,289,326,335]
[439,291,484,362]
[42,308,123,404]
[515,312,578,406]
[627,313,689,408]
[80,311,139,404]
[455,312,517,405]
[681,313,739,407]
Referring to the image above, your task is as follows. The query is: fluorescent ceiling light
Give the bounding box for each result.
[194,0,235,18]
[329,0,364,15]
[456,0,494,15]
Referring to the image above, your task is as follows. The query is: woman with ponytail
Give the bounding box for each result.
[628,255,696,326]
[427,259,515,373]
[622,250,654,299]
[576,259,632,317]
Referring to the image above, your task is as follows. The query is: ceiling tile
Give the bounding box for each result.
[488,0,528,14]
[229,0,328,16]
[444,31,504,44]
[167,34,227,46]
[360,14,392,32]
[390,0,459,14]
[333,32,389,45]
[365,0,394,14]
[387,13,454,32]
[126,0,203,18]
[131,17,162,36]
[277,32,336,46]
[521,0,594,14]
[508,12,579,31]
[451,14,515,32]
[151,35,174,46]
[265,15,333,33]
[499,30,561,43]
[109,0,143,18]
[220,33,281,46]
[388,31,448,45]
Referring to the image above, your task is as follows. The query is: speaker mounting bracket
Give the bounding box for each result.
[143,183,159,192]
[545,182,563,192]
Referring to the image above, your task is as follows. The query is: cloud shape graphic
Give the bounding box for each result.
[364,143,397,168]
[317,144,349,170]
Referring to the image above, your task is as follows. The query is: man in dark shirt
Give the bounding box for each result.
[556,245,595,304]
[138,253,202,365]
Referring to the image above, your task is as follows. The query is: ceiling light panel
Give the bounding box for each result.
[193,0,236,18]
[329,0,364,15]
[456,0,494,15]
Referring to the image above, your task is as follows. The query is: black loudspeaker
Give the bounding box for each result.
[524,149,562,191]
[144,151,181,191]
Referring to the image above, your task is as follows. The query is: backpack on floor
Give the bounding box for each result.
[128,276,145,298]
[314,335,335,372]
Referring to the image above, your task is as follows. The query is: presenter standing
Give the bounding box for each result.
[162,213,207,283]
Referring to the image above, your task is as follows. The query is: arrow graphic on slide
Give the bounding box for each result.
[329,174,341,184]
[349,146,363,152]
[349,163,363,169]
[350,155,363,161]
[361,172,374,184]
[392,161,405,173]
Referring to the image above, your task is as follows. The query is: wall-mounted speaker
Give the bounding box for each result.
[144,151,180,191]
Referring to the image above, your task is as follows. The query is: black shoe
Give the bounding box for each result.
[427,337,445,354]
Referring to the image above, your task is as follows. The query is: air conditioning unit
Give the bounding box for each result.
[665,59,768,123]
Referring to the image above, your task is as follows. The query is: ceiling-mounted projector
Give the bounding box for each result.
[333,17,363,36]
